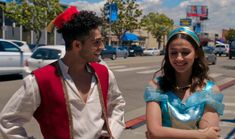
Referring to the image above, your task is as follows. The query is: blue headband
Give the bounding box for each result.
[167,27,200,47]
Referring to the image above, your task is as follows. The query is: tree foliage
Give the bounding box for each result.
[225,28,235,41]
[0,0,63,43]
[141,12,174,49]
[101,0,142,43]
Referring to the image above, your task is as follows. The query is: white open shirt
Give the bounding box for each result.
[0,60,126,139]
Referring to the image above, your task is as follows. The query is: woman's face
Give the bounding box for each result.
[168,38,197,74]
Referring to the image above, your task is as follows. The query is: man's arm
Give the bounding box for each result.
[107,70,126,139]
[0,75,40,139]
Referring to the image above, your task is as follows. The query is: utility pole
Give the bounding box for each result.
[108,0,111,46]
[105,0,118,46]
[2,10,5,39]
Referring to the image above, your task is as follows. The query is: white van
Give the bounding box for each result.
[214,43,229,56]
[0,39,31,76]
[8,39,31,52]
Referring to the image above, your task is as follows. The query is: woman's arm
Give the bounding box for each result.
[199,85,221,129]
[146,102,220,139]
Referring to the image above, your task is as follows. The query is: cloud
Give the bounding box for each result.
[69,0,105,15]
[68,0,235,35]
[140,0,235,35]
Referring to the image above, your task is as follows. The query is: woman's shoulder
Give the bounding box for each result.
[144,76,168,102]
[152,76,164,86]
[203,79,221,93]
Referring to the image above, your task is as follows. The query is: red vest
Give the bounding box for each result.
[33,62,109,139]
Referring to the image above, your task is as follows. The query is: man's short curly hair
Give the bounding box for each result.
[57,11,103,50]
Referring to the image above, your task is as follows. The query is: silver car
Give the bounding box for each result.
[203,47,217,65]
[25,45,108,73]
[25,45,66,73]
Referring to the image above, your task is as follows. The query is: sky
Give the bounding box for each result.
[59,0,235,36]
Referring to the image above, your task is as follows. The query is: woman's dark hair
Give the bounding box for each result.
[57,11,102,51]
[155,33,211,92]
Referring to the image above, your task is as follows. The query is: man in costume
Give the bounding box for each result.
[0,6,125,139]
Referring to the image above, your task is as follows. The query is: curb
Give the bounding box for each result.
[218,79,235,91]
[125,115,146,129]
[125,79,235,129]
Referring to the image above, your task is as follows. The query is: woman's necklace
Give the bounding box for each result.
[175,84,191,91]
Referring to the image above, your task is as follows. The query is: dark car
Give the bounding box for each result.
[229,39,235,59]
[128,45,144,56]
[101,45,129,60]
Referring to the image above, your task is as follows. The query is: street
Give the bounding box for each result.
[0,56,235,139]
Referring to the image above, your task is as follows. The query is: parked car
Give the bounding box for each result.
[101,45,129,60]
[203,46,217,65]
[28,43,46,51]
[25,45,65,72]
[26,45,109,72]
[0,39,32,76]
[8,39,31,52]
[117,46,129,58]
[229,39,235,59]
[213,44,229,56]
[143,48,160,56]
[128,45,144,56]
[159,48,165,55]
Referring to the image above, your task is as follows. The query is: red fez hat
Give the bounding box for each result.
[54,6,80,29]
[47,6,79,32]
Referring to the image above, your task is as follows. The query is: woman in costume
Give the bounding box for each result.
[144,27,224,139]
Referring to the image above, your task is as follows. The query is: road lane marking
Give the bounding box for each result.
[224,102,235,107]
[209,73,223,78]
[220,121,235,127]
[224,110,235,115]
[137,69,157,74]
[109,65,126,69]
[115,67,149,72]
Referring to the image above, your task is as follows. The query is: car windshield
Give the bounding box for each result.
[231,41,235,48]
[12,41,24,47]
[31,48,61,60]
[203,47,213,54]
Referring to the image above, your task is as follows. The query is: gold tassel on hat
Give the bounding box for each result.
[47,18,55,33]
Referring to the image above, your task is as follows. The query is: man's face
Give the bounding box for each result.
[79,28,104,62]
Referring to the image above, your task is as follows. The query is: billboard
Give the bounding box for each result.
[187,5,208,19]
[180,18,192,26]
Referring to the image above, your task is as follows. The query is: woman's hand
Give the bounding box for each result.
[198,126,220,139]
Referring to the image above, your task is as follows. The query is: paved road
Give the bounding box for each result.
[0,56,234,139]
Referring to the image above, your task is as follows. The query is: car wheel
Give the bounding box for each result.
[133,53,136,57]
[229,55,232,59]
[219,53,221,56]
[124,54,128,59]
[212,60,216,65]
[111,54,117,60]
